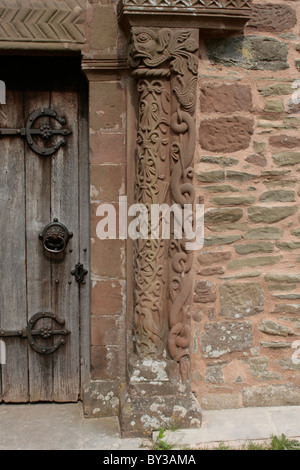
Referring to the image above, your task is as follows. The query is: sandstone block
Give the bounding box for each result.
[206,36,289,71]
[200,156,238,167]
[205,364,225,384]
[90,164,125,202]
[197,170,225,183]
[260,341,292,349]
[291,228,300,238]
[245,154,267,167]
[277,241,300,251]
[259,320,293,336]
[265,273,300,283]
[272,152,300,166]
[228,256,282,269]
[247,3,296,32]
[205,208,243,225]
[91,239,125,279]
[89,5,118,50]
[91,345,125,381]
[199,117,253,153]
[234,242,274,255]
[197,251,232,266]
[200,321,253,358]
[219,271,261,280]
[227,170,258,181]
[200,184,240,193]
[220,283,265,318]
[198,267,225,276]
[200,83,252,113]
[90,134,125,164]
[201,393,240,410]
[243,226,283,240]
[91,280,124,316]
[247,206,298,223]
[258,84,293,97]
[259,190,296,202]
[194,280,217,303]
[204,235,242,246]
[91,316,125,346]
[90,82,123,132]
[264,100,285,114]
[210,196,256,206]
[243,384,300,407]
[275,358,300,371]
[272,304,300,314]
[269,134,300,148]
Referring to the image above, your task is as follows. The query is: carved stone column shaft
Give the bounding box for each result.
[132,72,171,360]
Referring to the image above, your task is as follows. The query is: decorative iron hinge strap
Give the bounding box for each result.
[0,312,70,355]
[0,108,71,156]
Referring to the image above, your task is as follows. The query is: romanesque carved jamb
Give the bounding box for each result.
[129,27,199,382]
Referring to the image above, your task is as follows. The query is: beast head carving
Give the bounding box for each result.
[128,27,198,76]
[129,27,172,68]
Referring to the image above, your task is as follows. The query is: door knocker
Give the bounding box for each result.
[39,218,73,254]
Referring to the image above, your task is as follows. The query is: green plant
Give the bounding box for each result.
[152,428,174,451]
[270,434,300,451]
[215,442,232,450]
[246,441,268,451]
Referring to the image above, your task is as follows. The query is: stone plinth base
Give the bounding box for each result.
[120,390,202,438]
[119,357,202,437]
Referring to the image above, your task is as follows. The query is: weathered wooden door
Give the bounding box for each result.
[0,56,89,402]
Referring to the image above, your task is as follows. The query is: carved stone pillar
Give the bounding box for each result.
[118,0,252,438]
[119,26,202,437]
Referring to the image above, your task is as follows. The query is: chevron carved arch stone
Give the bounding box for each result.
[0,0,86,45]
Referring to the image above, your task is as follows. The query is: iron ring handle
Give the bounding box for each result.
[43,233,67,254]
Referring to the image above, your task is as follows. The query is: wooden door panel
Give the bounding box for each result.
[51,75,80,402]
[0,83,29,402]
[25,81,53,402]
[0,57,85,403]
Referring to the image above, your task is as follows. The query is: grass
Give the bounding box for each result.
[151,430,300,450]
[201,434,300,450]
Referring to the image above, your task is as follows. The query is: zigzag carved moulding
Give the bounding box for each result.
[0,0,86,43]
[124,0,252,9]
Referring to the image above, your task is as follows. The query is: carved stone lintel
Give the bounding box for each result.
[118,0,252,33]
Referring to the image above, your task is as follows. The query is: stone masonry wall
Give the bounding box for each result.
[191,0,300,410]
[84,0,129,416]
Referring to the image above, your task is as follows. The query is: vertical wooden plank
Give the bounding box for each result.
[50,61,80,402]
[0,66,29,402]
[78,74,90,394]
[24,65,53,402]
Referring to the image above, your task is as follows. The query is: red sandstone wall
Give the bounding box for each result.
[191,0,300,409]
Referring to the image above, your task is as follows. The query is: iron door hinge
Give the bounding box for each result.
[0,312,70,355]
[0,108,71,156]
